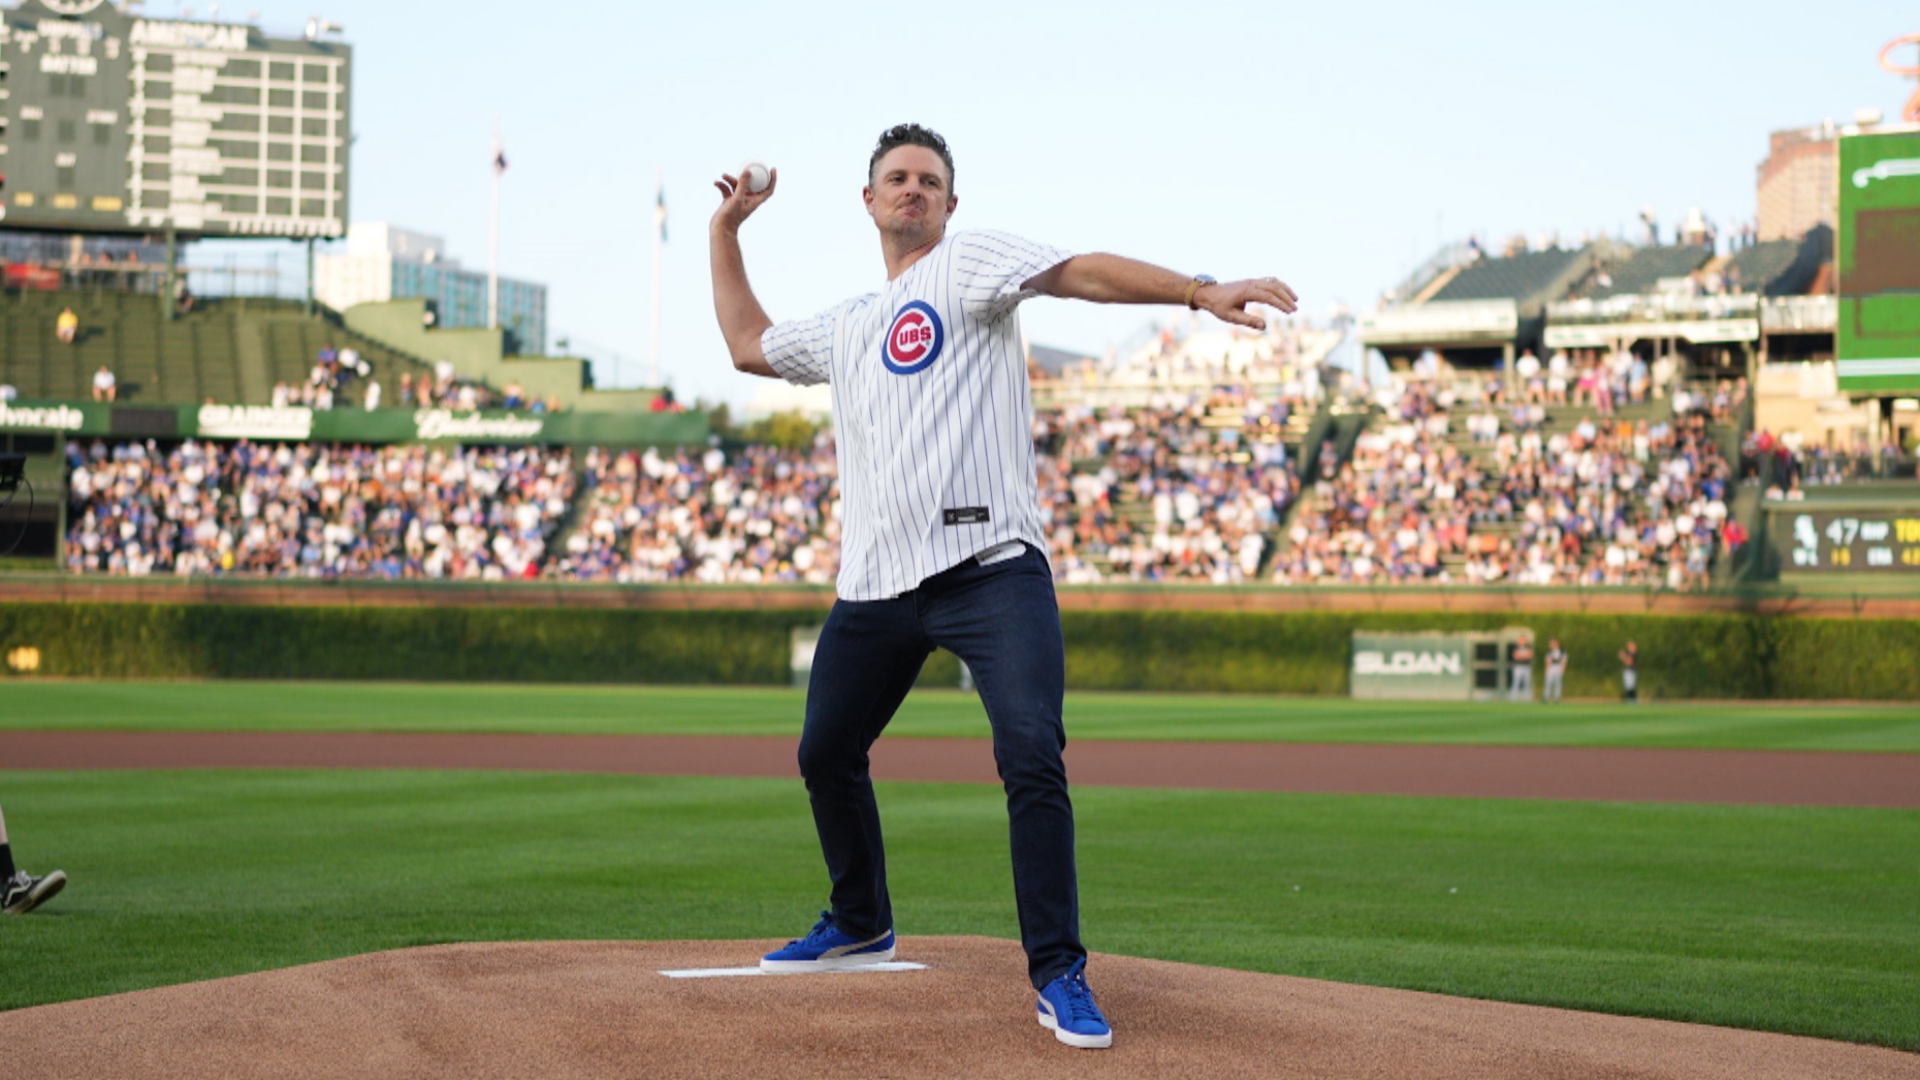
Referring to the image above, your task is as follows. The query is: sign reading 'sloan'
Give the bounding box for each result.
[1350,633,1475,700]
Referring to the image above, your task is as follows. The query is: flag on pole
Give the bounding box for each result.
[492,137,508,175]
[653,183,667,244]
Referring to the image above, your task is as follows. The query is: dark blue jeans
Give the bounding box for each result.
[799,543,1084,989]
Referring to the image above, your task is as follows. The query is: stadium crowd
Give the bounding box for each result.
[60,373,1744,591]
[1036,389,1301,584]
[1477,408,1734,590]
[1270,368,1738,587]
[64,439,574,579]
[546,440,841,585]
[1269,381,1483,584]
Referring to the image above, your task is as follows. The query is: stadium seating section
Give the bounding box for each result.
[9,222,1843,593]
[548,443,840,585]
[1428,248,1583,304]
[66,440,574,578]
[0,291,438,405]
[1577,245,1712,299]
[1722,238,1810,296]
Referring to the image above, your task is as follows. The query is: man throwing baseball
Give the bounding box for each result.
[709,122,1296,1050]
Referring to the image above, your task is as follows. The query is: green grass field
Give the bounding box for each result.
[6,680,1920,751]
[2,680,1917,1051]
[2,771,1915,1049]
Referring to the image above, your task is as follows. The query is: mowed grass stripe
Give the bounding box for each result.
[0,770,1914,1050]
[4,680,1919,752]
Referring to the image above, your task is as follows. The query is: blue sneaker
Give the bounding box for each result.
[1036,957,1112,1048]
[760,911,896,972]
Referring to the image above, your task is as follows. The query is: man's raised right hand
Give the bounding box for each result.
[711,168,779,234]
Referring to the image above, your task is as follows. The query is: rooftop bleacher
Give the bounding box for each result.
[1724,238,1808,296]
[1579,245,1711,299]
[1427,248,1585,305]
[0,290,439,405]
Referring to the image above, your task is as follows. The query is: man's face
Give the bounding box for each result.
[864,145,956,246]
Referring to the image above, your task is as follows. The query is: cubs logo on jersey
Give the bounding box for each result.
[882,301,945,375]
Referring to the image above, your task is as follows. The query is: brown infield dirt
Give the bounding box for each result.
[5,730,1919,1078]
[3,938,1917,1080]
[4,729,1919,807]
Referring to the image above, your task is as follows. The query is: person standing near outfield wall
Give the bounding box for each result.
[1510,635,1534,702]
[1543,639,1568,703]
[1619,640,1640,704]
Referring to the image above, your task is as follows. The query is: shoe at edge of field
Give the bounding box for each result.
[1037,957,1112,1049]
[760,911,896,972]
[2,869,67,915]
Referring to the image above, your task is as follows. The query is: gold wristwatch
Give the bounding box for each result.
[1184,275,1217,310]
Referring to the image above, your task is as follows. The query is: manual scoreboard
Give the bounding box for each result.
[1778,509,1920,572]
[0,0,349,237]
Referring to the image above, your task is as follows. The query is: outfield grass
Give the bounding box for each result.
[5,680,1920,751]
[0,770,1914,1050]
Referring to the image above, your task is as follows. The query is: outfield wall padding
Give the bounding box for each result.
[2,603,1916,701]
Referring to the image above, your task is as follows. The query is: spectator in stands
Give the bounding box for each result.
[1466,409,1499,444]
[363,380,382,411]
[1546,350,1570,405]
[503,382,526,410]
[271,382,291,409]
[0,383,16,404]
[91,366,116,403]
[1628,354,1650,404]
[56,307,79,345]
[1516,350,1543,404]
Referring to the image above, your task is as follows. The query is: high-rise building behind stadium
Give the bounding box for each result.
[314,222,547,354]
[1757,123,1839,242]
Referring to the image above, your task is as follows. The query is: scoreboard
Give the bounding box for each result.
[1836,128,1920,393]
[0,0,349,238]
[1779,509,1920,572]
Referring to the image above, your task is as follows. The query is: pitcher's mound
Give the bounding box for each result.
[1,937,1912,1080]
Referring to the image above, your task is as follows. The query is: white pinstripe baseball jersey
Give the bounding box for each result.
[762,230,1073,601]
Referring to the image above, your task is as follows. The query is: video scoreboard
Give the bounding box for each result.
[1837,128,1920,393]
[1779,509,1920,572]
[0,0,349,238]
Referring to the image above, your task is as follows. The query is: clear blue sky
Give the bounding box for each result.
[183,0,1914,408]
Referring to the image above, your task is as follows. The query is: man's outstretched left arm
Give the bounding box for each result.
[1024,254,1298,330]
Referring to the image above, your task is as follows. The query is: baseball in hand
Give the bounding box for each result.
[739,162,771,194]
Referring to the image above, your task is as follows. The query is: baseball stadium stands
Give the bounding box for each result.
[0,291,436,406]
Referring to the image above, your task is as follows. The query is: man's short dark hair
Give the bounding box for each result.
[869,123,954,192]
